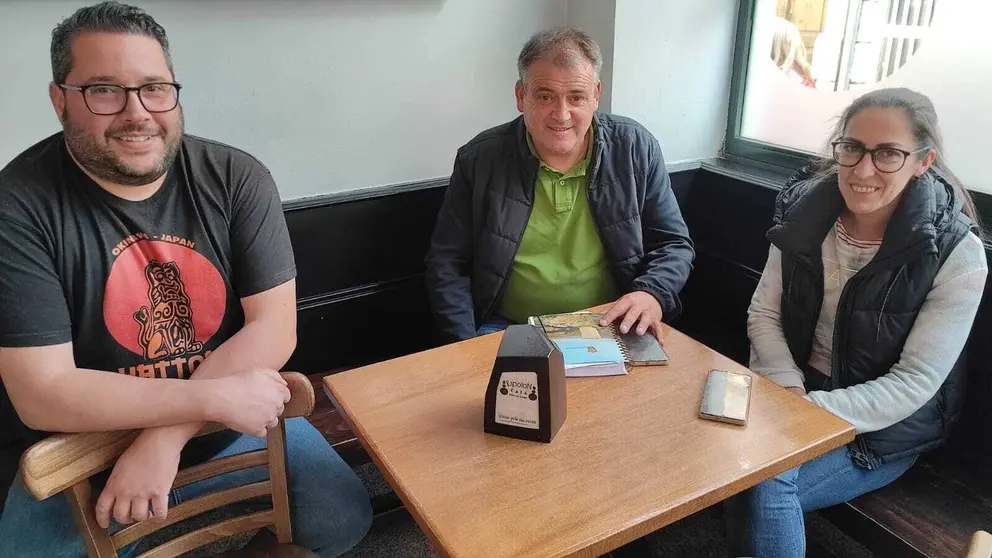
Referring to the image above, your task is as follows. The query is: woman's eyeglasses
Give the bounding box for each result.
[831,140,930,173]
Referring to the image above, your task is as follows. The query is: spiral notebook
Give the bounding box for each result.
[527,311,669,369]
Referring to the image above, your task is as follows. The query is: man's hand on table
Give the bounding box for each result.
[600,291,664,344]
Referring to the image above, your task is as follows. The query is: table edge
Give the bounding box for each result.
[557,424,857,557]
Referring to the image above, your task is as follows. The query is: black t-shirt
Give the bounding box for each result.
[0,133,296,494]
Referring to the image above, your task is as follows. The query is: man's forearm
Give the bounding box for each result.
[632,261,691,318]
[638,151,695,318]
[140,319,295,445]
[14,368,217,433]
[189,318,295,382]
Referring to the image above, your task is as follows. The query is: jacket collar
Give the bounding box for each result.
[767,165,963,266]
[513,116,533,164]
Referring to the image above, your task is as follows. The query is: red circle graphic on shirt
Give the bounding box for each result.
[103,239,226,358]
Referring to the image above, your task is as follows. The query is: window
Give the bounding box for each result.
[726,0,992,193]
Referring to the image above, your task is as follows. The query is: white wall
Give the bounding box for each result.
[742,0,992,192]
[566,0,616,113]
[0,0,567,200]
[611,0,740,166]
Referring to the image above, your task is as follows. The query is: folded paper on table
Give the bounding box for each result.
[563,362,629,377]
[554,338,626,365]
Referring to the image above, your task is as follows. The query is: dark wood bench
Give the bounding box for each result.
[820,451,992,558]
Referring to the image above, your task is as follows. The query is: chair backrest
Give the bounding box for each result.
[18,372,316,558]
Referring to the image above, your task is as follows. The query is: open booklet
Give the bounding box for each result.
[527,311,669,377]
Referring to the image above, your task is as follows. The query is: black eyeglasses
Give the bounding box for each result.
[831,140,930,174]
[58,82,182,115]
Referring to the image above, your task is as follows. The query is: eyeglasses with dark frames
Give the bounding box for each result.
[57,82,182,116]
[831,140,930,174]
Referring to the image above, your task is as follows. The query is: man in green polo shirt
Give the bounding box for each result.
[499,125,617,324]
[425,27,694,343]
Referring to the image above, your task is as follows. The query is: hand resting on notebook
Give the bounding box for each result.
[600,291,664,344]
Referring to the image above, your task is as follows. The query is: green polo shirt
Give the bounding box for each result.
[498,129,618,324]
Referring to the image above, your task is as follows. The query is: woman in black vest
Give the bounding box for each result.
[725,88,988,557]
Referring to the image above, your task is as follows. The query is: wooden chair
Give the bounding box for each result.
[967,531,992,558]
[18,372,317,558]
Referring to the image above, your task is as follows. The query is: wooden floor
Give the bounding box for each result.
[305,373,365,462]
[306,374,355,444]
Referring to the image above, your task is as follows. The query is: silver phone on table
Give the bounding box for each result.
[699,369,753,426]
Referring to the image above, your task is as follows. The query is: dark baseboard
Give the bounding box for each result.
[285,274,435,374]
[282,178,448,212]
[280,177,446,373]
[671,251,758,366]
[283,179,447,300]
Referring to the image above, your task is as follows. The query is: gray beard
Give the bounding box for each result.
[62,109,183,187]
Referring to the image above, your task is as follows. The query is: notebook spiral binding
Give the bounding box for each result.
[606,323,633,363]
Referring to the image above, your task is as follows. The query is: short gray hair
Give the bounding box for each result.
[517,27,602,82]
[51,1,173,84]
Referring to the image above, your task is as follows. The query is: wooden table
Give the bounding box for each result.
[324,325,854,558]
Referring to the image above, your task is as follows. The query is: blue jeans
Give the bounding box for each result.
[0,418,372,558]
[724,444,916,557]
[476,316,513,336]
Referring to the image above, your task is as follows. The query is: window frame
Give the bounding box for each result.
[725,0,823,173]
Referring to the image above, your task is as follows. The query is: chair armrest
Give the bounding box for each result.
[281,371,315,419]
[19,372,314,501]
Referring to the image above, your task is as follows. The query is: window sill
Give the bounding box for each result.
[700,157,799,192]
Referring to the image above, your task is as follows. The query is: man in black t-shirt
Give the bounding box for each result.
[0,3,371,556]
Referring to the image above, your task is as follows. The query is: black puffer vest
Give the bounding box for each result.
[768,166,974,469]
